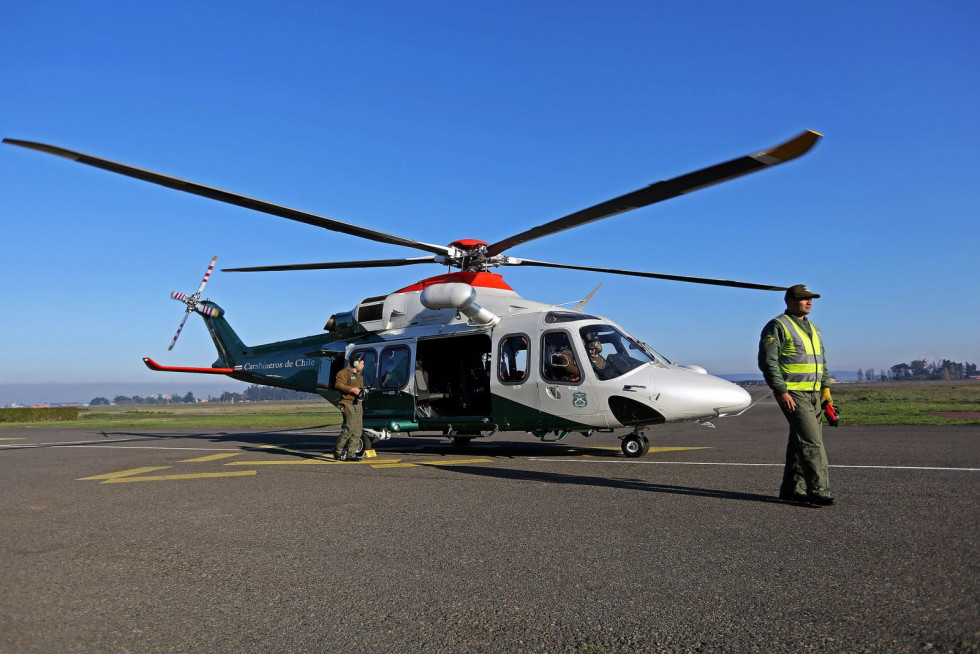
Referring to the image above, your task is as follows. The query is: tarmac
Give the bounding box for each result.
[1,400,978,653]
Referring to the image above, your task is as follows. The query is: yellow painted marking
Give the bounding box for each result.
[254,444,340,461]
[102,471,257,484]
[0,437,26,441]
[227,458,400,466]
[78,466,172,481]
[179,453,243,463]
[227,459,338,466]
[371,458,493,469]
[650,446,711,453]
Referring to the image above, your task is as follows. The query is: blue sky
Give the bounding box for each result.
[1,1,978,390]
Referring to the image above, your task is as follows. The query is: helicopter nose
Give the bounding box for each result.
[653,367,751,421]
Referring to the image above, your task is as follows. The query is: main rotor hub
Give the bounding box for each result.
[448,239,490,271]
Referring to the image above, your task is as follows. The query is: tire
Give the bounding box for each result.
[354,433,371,456]
[621,434,650,458]
[452,436,473,450]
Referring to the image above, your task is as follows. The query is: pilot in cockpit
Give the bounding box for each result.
[586,335,615,381]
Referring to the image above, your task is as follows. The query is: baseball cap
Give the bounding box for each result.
[784,284,821,301]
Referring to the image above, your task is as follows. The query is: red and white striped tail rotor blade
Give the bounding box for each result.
[196,256,218,295]
[171,290,189,303]
[168,309,191,351]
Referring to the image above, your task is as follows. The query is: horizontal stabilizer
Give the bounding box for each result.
[143,357,234,374]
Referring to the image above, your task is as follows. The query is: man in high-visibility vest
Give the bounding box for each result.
[758,284,836,506]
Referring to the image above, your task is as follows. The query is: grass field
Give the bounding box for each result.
[831,382,980,426]
[1,401,342,430]
[4,383,979,429]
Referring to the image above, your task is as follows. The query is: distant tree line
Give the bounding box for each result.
[91,385,320,406]
[218,385,321,403]
[91,392,199,406]
[856,359,978,382]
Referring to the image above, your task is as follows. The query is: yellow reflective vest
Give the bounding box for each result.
[774,315,825,391]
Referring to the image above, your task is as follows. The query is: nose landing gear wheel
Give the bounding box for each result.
[621,433,650,458]
[451,436,473,450]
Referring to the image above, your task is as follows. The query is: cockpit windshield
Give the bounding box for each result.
[579,324,657,380]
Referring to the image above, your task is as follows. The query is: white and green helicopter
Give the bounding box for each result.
[4,131,820,457]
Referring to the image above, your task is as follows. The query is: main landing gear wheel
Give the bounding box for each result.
[451,436,473,450]
[621,433,650,458]
[353,434,371,456]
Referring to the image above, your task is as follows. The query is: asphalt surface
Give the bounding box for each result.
[1,400,978,653]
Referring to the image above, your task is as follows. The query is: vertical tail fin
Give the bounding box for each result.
[198,301,248,367]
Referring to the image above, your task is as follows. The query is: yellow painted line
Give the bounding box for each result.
[650,447,711,453]
[78,466,172,481]
[255,444,340,461]
[179,453,243,463]
[371,458,493,469]
[102,471,257,484]
[0,437,26,441]
[227,458,400,466]
[227,459,338,466]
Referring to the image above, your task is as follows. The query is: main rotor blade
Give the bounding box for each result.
[486,130,821,257]
[3,139,451,257]
[507,257,788,291]
[222,256,439,272]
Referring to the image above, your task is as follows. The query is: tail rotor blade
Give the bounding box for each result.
[197,256,218,295]
[171,290,188,302]
[168,310,191,351]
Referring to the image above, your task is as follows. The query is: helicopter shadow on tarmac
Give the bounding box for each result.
[35,430,792,504]
[434,463,791,505]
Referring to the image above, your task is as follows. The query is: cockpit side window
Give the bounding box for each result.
[498,334,530,384]
[541,331,582,384]
[580,325,655,380]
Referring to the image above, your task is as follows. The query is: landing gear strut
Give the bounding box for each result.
[621,429,650,458]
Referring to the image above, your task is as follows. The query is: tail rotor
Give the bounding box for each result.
[168,256,220,350]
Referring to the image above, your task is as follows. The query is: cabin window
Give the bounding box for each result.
[350,349,377,387]
[498,334,530,384]
[379,345,411,390]
[541,331,582,384]
[579,325,655,380]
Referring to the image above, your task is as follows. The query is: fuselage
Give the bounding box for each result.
[199,271,750,437]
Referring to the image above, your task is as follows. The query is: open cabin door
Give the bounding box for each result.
[315,351,347,404]
[414,333,492,423]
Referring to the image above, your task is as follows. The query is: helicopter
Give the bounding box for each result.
[4,131,820,457]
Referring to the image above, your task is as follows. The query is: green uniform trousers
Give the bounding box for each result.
[335,402,363,457]
[779,390,831,498]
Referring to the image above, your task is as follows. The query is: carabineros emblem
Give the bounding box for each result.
[572,392,588,408]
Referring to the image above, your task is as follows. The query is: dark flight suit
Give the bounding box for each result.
[334,365,365,458]
[758,313,832,499]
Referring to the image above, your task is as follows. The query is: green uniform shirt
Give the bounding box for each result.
[758,314,831,395]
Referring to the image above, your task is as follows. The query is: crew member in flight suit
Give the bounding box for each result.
[334,353,366,461]
[758,284,836,506]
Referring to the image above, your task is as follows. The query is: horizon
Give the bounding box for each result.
[2,2,977,388]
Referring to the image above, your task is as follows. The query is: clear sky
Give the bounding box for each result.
[1,1,977,390]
